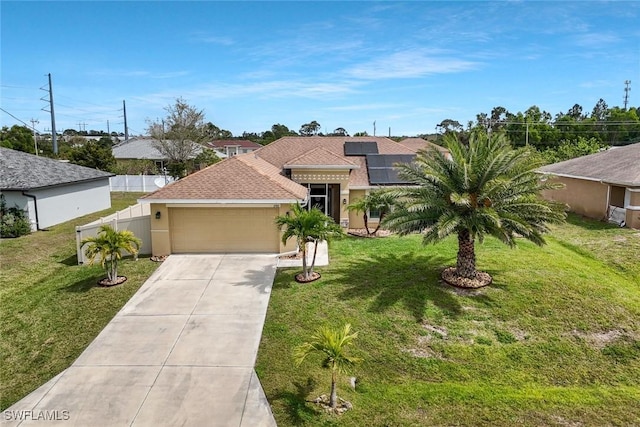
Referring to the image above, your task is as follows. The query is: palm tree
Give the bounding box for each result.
[383,131,565,287]
[81,225,142,285]
[294,323,361,411]
[346,190,394,236]
[275,203,342,281]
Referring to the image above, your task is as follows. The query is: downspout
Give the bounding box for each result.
[22,191,40,231]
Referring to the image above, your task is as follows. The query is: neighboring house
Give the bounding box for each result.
[0,147,113,231]
[398,137,452,159]
[112,137,204,172]
[538,142,640,229]
[205,139,261,158]
[141,136,449,255]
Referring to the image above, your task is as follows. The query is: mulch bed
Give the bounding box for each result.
[97,276,127,287]
[441,267,492,289]
[347,229,392,238]
[295,272,321,283]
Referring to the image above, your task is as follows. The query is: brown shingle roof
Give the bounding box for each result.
[284,147,359,169]
[538,143,640,186]
[142,153,307,202]
[398,137,450,154]
[255,136,416,170]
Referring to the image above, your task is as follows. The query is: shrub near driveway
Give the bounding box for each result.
[0,193,160,410]
[256,215,640,426]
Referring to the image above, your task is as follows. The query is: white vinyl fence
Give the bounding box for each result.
[76,203,151,265]
[109,175,175,192]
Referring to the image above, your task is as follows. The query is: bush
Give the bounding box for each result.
[0,195,32,238]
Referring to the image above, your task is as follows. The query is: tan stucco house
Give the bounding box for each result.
[538,142,640,229]
[141,136,447,255]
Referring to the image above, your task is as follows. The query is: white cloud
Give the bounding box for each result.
[344,48,481,80]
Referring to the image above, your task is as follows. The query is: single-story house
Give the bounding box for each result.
[0,147,114,231]
[538,142,640,229]
[205,139,262,157]
[112,137,205,172]
[140,136,449,255]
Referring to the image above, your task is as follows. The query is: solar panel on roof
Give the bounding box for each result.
[344,141,379,156]
[366,154,416,185]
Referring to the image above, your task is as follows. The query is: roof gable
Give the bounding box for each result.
[0,147,113,190]
[538,143,640,186]
[142,153,307,202]
[284,147,359,169]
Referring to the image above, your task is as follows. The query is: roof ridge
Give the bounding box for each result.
[236,153,306,200]
[285,146,358,166]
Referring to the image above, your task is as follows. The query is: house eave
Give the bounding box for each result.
[138,198,305,205]
[284,165,359,170]
[537,171,640,187]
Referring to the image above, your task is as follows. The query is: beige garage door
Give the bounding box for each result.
[169,207,280,253]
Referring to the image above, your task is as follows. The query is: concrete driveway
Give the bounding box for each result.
[4,255,278,427]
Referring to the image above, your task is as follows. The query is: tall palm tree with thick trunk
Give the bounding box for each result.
[383,131,565,287]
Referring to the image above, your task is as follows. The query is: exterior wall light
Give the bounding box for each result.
[155,211,161,219]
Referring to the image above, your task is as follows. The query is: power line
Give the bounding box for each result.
[0,107,42,132]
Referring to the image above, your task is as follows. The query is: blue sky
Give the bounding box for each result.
[1,1,639,138]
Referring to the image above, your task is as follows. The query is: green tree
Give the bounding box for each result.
[0,125,36,154]
[383,131,566,287]
[0,194,31,238]
[538,137,607,164]
[294,323,361,411]
[66,141,116,171]
[275,203,342,281]
[299,120,321,136]
[347,190,395,236]
[81,225,142,286]
[147,97,208,177]
[192,148,220,170]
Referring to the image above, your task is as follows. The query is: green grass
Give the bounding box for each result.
[256,214,640,426]
[0,193,160,410]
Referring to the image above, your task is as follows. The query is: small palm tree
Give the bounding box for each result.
[347,190,395,236]
[294,323,361,411]
[276,203,342,281]
[383,131,565,286]
[81,225,142,285]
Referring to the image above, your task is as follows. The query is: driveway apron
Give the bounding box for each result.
[4,254,278,427]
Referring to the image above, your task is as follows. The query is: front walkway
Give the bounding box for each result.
[4,255,278,426]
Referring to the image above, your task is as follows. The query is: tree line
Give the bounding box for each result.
[2,97,638,173]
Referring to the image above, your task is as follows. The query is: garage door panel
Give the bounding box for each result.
[170,208,279,253]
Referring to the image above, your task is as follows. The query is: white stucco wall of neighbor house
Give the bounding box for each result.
[3,180,112,231]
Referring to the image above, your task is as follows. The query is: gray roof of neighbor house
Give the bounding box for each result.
[0,147,114,190]
[112,137,204,160]
[538,142,640,186]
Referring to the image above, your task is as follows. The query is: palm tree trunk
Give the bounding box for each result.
[330,368,338,410]
[456,229,476,279]
[301,240,309,280]
[310,239,319,276]
[363,213,370,235]
[371,211,386,236]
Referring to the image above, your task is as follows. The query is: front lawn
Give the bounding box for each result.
[256,214,640,426]
[0,193,160,410]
